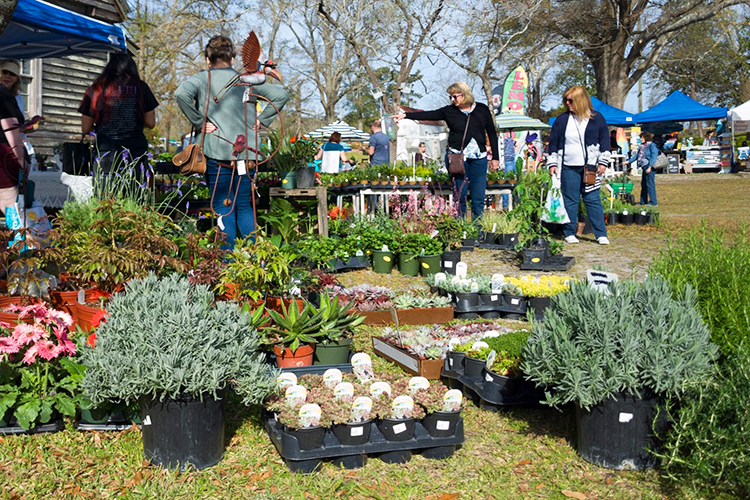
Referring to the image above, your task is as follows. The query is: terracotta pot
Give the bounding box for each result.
[75,303,106,332]
[265,296,305,314]
[0,295,42,327]
[273,344,314,368]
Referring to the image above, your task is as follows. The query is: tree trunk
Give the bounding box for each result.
[590,49,632,108]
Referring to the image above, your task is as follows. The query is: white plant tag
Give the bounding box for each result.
[492,223,497,233]
[351,352,374,382]
[436,420,450,430]
[408,377,430,393]
[391,395,414,419]
[285,385,307,406]
[448,337,462,349]
[485,373,493,382]
[351,426,364,436]
[298,403,322,428]
[485,350,496,370]
[444,261,453,268]
[511,298,520,305]
[334,382,355,401]
[323,368,343,388]
[471,341,490,350]
[370,381,392,398]
[393,423,407,434]
[434,273,447,284]
[143,415,151,426]
[455,262,468,279]
[619,412,634,423]
[430,230,439,239]
[491,295,498,301]
[443,390,463,412]
[448,358,453,367]
[236,160,247,176]
[77,290,86,304]
[351,396,373,422]
[276,372,297,391]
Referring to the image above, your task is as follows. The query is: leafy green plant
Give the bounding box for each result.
[434,212,463,251]
[649,224,750,356]
[263,299,325,353]
[259,198,303,245]
[522,277,718,410]
[511,169,552,247]
[312,293,365,344]
[479,211,521,234]
[80,273,276,406]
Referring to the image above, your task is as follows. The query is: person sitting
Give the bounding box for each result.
[315,131,355,173]
[414,142,430,165]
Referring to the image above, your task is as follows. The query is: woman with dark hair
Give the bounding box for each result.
[392,81,499,220]
[0,59,25,214]
[547,85,610,245]
[315,131,354,173]
[175,35,290,250]
[78,52,158,176]
[624,131,659,206]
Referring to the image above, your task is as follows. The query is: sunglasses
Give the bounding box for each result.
[564,98,574,104]
[449,93,463,100]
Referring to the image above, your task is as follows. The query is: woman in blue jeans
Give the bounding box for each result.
[625,131,658,206]
[547,85,611,245]
[392,81,499,220]
[175,35,289,249]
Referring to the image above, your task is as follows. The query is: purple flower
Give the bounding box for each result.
[122,150,130,161]
[199,180,206,185]
[147,153,153,158]
[87,131,96,137]
[186,202,190,211]
[198,213,206,220]
[140,182,148,189]
[140,163,145,173]
[146,171,151,180]
[177,190,183,196]
[93,156,100,163]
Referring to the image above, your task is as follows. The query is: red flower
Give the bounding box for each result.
[290,136,297,143]
[91,310,107,329]
[87,332,97,348]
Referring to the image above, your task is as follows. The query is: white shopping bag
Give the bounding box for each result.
[541,175,570,224]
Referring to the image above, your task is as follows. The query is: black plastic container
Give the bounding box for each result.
[287,425,326,451]
[441,250,462,275]
[377,418,416,441]
[454,292,479,311]
[634,212,648,225]
[421,411,461,438]
[496,233,518,247]
[576,391,663,470]
[620,212,634,224]
[482,232,498,245]
[140,394,225,470]
[464,357,485,379]
[331,420,372,446]
[446,351,466,372]
[527,296,552,318]
[442,357,543,408]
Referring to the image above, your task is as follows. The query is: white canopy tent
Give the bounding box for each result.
[306,121,370,142]
[728,100,750,133]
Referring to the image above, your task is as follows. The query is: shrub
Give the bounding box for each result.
[522,277,718,410]
[80,274,275,406]
[649,225,750,356]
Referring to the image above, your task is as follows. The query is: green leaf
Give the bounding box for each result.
[14,400,41,430]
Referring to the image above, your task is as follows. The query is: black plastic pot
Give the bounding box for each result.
[576,391,664,470]
[634,212,648,225]
[620,212,634,224]
[478,292,502,308]
[454,292,479,310]
[527,296,552,317]
[523,248,547,265]
[482,232,498,244]
[140,393,226,470]
[331,419,372,446]
[464,357,485,379]
[295,167,316,189]
[441,250,462,275]
[446,351,466,372]
[496,233,518,247]
[607,213,619,225]
[421,411,460,438]
[287,425,326,451]
[503,294,528,314]
[377,418,416,441]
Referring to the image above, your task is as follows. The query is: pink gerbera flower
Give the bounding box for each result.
[49,310,74,329]
[22,344,38,364]
[0,336,19,354]
[12,323,46,345]
[35,340,62,361]
[59,338,76,356]
[0,320,11,329]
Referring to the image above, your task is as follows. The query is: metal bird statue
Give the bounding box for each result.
[213,31,282,103]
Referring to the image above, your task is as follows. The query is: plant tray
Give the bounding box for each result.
[520,255,575,271]
[263,410,464,473]
[441,358,543,407]
[75,420,137,432]
[279,363,354,375]
[353,306,454,326]
[372,337,444,379]
[477,242,517,250]
[328,257,369,273]
[0,419,64,435]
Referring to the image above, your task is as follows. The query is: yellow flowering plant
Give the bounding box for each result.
[506,275,574,298]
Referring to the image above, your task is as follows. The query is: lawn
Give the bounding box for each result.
[1,172,748,500]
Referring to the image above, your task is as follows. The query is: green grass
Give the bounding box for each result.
[3,173,750,499]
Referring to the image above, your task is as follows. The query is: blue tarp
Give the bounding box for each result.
[634,90,727,123]
[548,97,635,127]
[0,0,127,59]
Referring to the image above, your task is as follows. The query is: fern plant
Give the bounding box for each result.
[521,277,718,410]
[80,274,276,406]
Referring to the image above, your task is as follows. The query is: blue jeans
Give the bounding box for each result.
[560,166,607,238]
[640,168,657,205]
[447,152,488,220]
[502,159,515,208]
[206,158,256,250]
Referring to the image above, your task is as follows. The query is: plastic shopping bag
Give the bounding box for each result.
[542,175,570,224]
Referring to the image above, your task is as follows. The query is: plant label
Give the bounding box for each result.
[485,350,496,370]
[285,385,307,406]
[391,395,414,419]
[334,382,354,401]
[485,373,493,382]
[408,377,430,393]
[455,262,468,279]
[619,412,634,423]
[236,160,247,176]
[492,223,497,233]
[217,216,225,230]
[491,295,498,301]
[471,341,490,350]
[482,330,501,338]
[443,261,453,268]
[448,338,462,349]
[435,272,447,283]
[351,396,372,422]
[436,420,451,431]
[298,403,321,428]
[350,426,364,436]
[276,372,298,391]
[393,423,407,434]
[77,290,86,304]
[511,298,520,305]
[143,415,151,426]
[430,230,439,239]
[370,381,392,398]
[323,368,343,388]
[351,353,374,382]
[443,390,463,412]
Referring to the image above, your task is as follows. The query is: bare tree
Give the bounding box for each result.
[546,0,748,107]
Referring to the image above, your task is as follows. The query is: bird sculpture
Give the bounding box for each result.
[213,31,282,103]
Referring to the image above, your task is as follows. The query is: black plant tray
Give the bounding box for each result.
[280,363,353,375]
[447,292,527,318]
[327,257,369,273]
[0,419,64,435]
[263,411,464,473]
[442,362,543,408]
[519,255,575,271]
[477,242,517,250]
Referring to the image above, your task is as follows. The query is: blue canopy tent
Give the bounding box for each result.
[634,91,727,123]
[548,97,635,126]
[0,0,127,59]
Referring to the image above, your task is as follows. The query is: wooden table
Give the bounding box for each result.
[269,187,328,236]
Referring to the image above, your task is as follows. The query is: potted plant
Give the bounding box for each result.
[0,303,78,432]
[459,218,480,250]
[311,294,365,365]
[479,211,520,247]
[418,237,443,277]
[264,299,326,367]
[505,274,574,317]
[290,136,319,189]
[412,381,464,438]
[393,233,424,277]
[79,273,276,470]
[521,277,717,470]
[265,131,301,189]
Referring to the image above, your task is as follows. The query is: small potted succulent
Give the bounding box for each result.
[264,299,325,367]
[311,294,365,365]
[412,380,464,437]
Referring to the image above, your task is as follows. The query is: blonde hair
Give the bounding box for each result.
[446,82,474,106]
[563,85,594,120]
